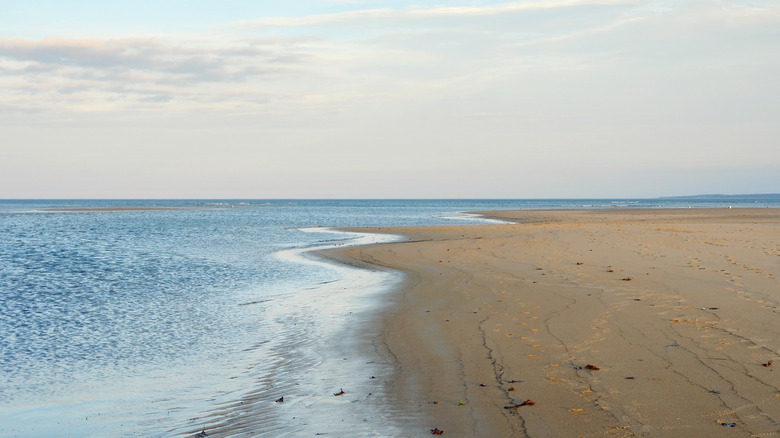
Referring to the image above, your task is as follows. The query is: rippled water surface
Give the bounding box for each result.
[1,199,777,436]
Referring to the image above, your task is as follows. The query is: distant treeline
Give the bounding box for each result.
[658,194,780,200]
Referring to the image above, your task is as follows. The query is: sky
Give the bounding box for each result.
[1,0,778,198]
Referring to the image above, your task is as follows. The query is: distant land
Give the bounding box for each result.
[658,194,780,200]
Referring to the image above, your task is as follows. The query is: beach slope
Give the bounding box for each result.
[329,209,780,437]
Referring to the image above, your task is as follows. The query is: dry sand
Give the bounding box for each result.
[328,209,780,437]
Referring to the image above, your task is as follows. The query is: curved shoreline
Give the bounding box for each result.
[327,209,780,437]
[180,228,415,437]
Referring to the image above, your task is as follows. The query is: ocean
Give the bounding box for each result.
[1,199,777,437]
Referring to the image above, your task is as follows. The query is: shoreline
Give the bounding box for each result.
[179,229,414,437]
[327,208,780,436]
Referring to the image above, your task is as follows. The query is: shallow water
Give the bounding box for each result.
[1,199,777,436]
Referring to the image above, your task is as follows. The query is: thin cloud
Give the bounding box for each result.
[235,0,639,27]
[0,102,45,114]
[3,0,777,120]
[0,36,316,112]
[0,37,307,81]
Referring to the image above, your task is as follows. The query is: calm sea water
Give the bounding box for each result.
[1,199,777,437]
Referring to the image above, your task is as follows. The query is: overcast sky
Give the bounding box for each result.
[1,0,778,198]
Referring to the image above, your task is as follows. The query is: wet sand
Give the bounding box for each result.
[329,209,780,437]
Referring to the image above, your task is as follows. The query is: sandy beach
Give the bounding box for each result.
[329,209,780,437]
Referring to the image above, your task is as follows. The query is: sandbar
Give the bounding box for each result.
[328,209,780,437]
